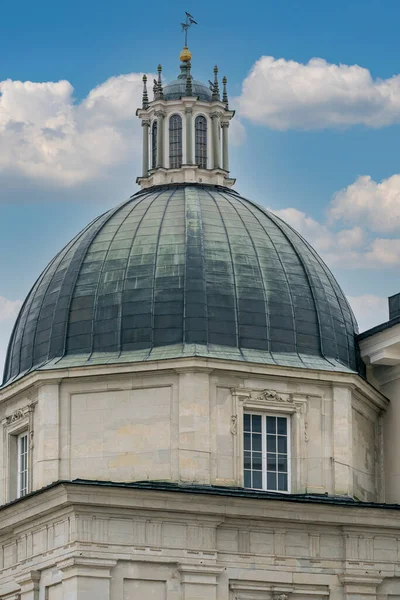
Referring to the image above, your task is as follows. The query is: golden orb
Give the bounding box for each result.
[179,46,192,62]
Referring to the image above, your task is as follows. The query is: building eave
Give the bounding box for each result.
[3,480,400,533]
[0,355,388,412]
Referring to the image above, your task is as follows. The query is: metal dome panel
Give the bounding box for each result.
[163,79,212,101]
[2,184,359,385]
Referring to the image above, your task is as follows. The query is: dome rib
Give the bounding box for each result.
[56,200,139,363]
[2,184,360,386]
[266,210,332,365]
[271,212,356,370]
[116,188,168,357]
[204,188,241,353]
[218,190,272,357]
[232,193,300,360]
[85,191,155,359]
[149,188,179,355]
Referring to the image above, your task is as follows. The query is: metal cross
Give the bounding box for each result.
[181,11,198,47]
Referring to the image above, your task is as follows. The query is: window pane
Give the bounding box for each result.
[244,413,250,431]
[277,436,287,453]
[267,434,276,452]
[252,433,262,452]
[195,115,207,168]
[267,453,276,471]
[266,416,276,434]
[243,413,290,493]
[244,470,251,488]
[169,114,182,168]
[267,472,277,491]
[18,432,29,498]
[278,473,288,491]
[277,417,287,435]
[252,471,262,489]
[277,454,287,473]
[244,451,251,470]
[252,452,262,471]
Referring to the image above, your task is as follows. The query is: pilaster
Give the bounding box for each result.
[179,565,224,600]
[332,385,353,496]
[34,382,60,489]
[141,119,150,177]
[221,121,229,171]
[177,368,212,483]
[15,571,40,600]
[185,107,193,164]
[340,575,383,599]
[58,557,116,600]
[211,112,221,169]
[156,110,165,168]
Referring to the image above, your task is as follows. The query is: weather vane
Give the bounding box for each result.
[181,11,198,47]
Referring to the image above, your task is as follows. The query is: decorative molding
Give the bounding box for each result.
[231,414,238,435]
[256,389,294,404]
[3,403,36,426]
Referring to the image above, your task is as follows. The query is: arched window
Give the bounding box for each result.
[195,115,207,169]
[151,121,157,169]
[169,114,182,169]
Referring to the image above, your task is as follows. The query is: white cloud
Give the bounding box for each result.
[366,238,400,265]
[0,297,22,381]
[330,174,400,234]
[0,74,147,186]
[272,207,400,268]
[238,56,400,130]
[347,294,388,332]
[0,296,22,322]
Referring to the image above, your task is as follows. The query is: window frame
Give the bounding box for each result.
[17,430,29,498]
[243,411,291,493]
[195,114,208,169]
[2,403,34,502]
[169,113,183,169]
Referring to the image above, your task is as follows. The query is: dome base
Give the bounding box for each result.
[137,165,235,189]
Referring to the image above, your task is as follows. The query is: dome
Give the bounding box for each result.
[163,78,212,102]
[2,184,359,386]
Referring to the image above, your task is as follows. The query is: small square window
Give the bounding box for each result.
[243,413,290,493]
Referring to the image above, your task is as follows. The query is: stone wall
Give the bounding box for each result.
[0,483,399,599]
[0,358,388,504]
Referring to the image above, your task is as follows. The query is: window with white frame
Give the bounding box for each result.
[169,114,183,168]
[243,413,290,492]
[195,115,207,168]
[17,431,29,498]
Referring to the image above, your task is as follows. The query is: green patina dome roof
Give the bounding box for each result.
[3,184,359,386]
[163,62,213,102]
[163,78,212,102]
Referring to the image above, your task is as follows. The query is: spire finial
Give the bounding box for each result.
[157,64,164,100]
[185,62,193,96]
[181,11,198,48]
[222,75,228,108]
[142,74,149,109]
[212,65,220,101]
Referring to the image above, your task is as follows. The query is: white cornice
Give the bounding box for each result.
[0,356,388,410]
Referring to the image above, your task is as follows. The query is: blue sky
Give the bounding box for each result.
[0,0,399,371]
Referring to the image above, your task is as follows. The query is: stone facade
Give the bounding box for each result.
[359,319,400,503]
[0,358,387,504]
[0,357,395,599]
[0,482,400,599]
